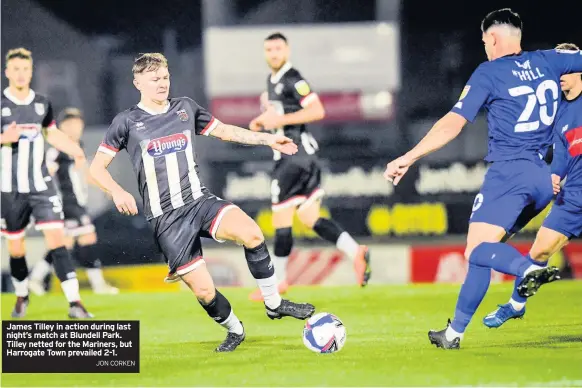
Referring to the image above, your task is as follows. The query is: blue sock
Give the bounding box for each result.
[469,242,536,277]
[451,262,491,333]
[511,254,547,303]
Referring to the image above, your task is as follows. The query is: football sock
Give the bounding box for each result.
[244,242,282,309]
[469,243,541,277]
[273,227,293,282]
[51,247,81,303]
[199,290,244,335]
[450,261,491,335]
[313,218,359,261]
[10,256,29,297]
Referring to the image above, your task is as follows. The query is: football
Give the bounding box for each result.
[302,312,347,353]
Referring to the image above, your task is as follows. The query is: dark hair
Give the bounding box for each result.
[57,107,83,125]
[265,32,288,43]
[481,8,522,33]
[5,48,32,63]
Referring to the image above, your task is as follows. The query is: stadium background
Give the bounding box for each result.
[2,0,582,291]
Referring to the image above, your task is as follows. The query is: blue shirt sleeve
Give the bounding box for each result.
[450,65,491,123]
[541,49,582,75]
[550,130,569,178]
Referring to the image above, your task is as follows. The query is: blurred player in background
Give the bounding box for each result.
[484,42,582,328]
[0,48,92,318]
[89,53,315,352]
[384,9,582,349]
[28,108,118,295]
[248,32,371,300]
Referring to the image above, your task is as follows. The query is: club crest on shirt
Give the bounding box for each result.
[176,109,189,122]
[294,80,310,96]
[1,107,11,116]
[34,103,45,116]
[275,83,284,95]
[147,133,188,157]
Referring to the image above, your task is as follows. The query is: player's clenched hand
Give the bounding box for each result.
[112,189,138,216]
[1,122,22,143]
[259,106,283,130]
[551,174,561,195]
[268,134,298,155]
[384,155,413,186]
[249,117,263,132]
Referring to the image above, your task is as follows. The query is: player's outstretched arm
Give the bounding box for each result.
[46,127,86,167]
[89,152,138,215]
[210,122,298,155]
[384,112,466,185]
[405,112,467,163]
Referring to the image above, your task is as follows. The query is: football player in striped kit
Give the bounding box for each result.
[248,33,371,300]
[28,108,118,295]
[0,48,92,318]
[89,53,315,352]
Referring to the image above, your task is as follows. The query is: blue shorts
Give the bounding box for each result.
[542,189,582,239]
[470,159,554,235]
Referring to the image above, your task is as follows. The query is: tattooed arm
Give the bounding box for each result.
[210,122,271,145]
[209,122,298,155]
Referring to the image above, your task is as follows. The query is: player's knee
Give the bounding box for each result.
[274,227,293,257]
[297,207,318,228]
[240,223,265,248]
[7,239,26,257]
[43,228,66,250]
[77,232,97,246]
[194,285,216,304]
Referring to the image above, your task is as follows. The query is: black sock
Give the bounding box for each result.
[50,247,77,282]
[10,256,28,281]
[76,244,102,269]
[199,290,232,323]
[44,251,54,265]
[274,227,293,257]
[313,218,344,244]
[244,242,274,279]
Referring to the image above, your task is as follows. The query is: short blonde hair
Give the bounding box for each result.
[556,43,580,51]
[132,53,168,75]
[5,48,32,64]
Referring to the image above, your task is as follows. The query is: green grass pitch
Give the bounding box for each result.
[2,281,581,387]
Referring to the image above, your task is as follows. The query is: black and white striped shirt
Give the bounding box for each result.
[1,88,55,193]
[98,97,218,220]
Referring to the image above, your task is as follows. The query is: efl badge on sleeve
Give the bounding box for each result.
[176,109,189,122]
[459,85,471,101]
[294,80,311,96]
[34,103,45,116]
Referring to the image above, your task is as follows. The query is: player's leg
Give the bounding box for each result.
[208,199,315,320]
[181,262,245,352]
[154,211,244,352]
[66,210,118,294]
[249,205,294,301]
[297,193,371,287]
[28,230,73,295]
[484,196,577,327]
[429,162,552,348]
[30,191,92,318]
[482,226,568,328]
[1,191,33,318]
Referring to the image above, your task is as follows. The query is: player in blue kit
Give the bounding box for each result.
[484,43,582,328]
[383,9,582,349]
